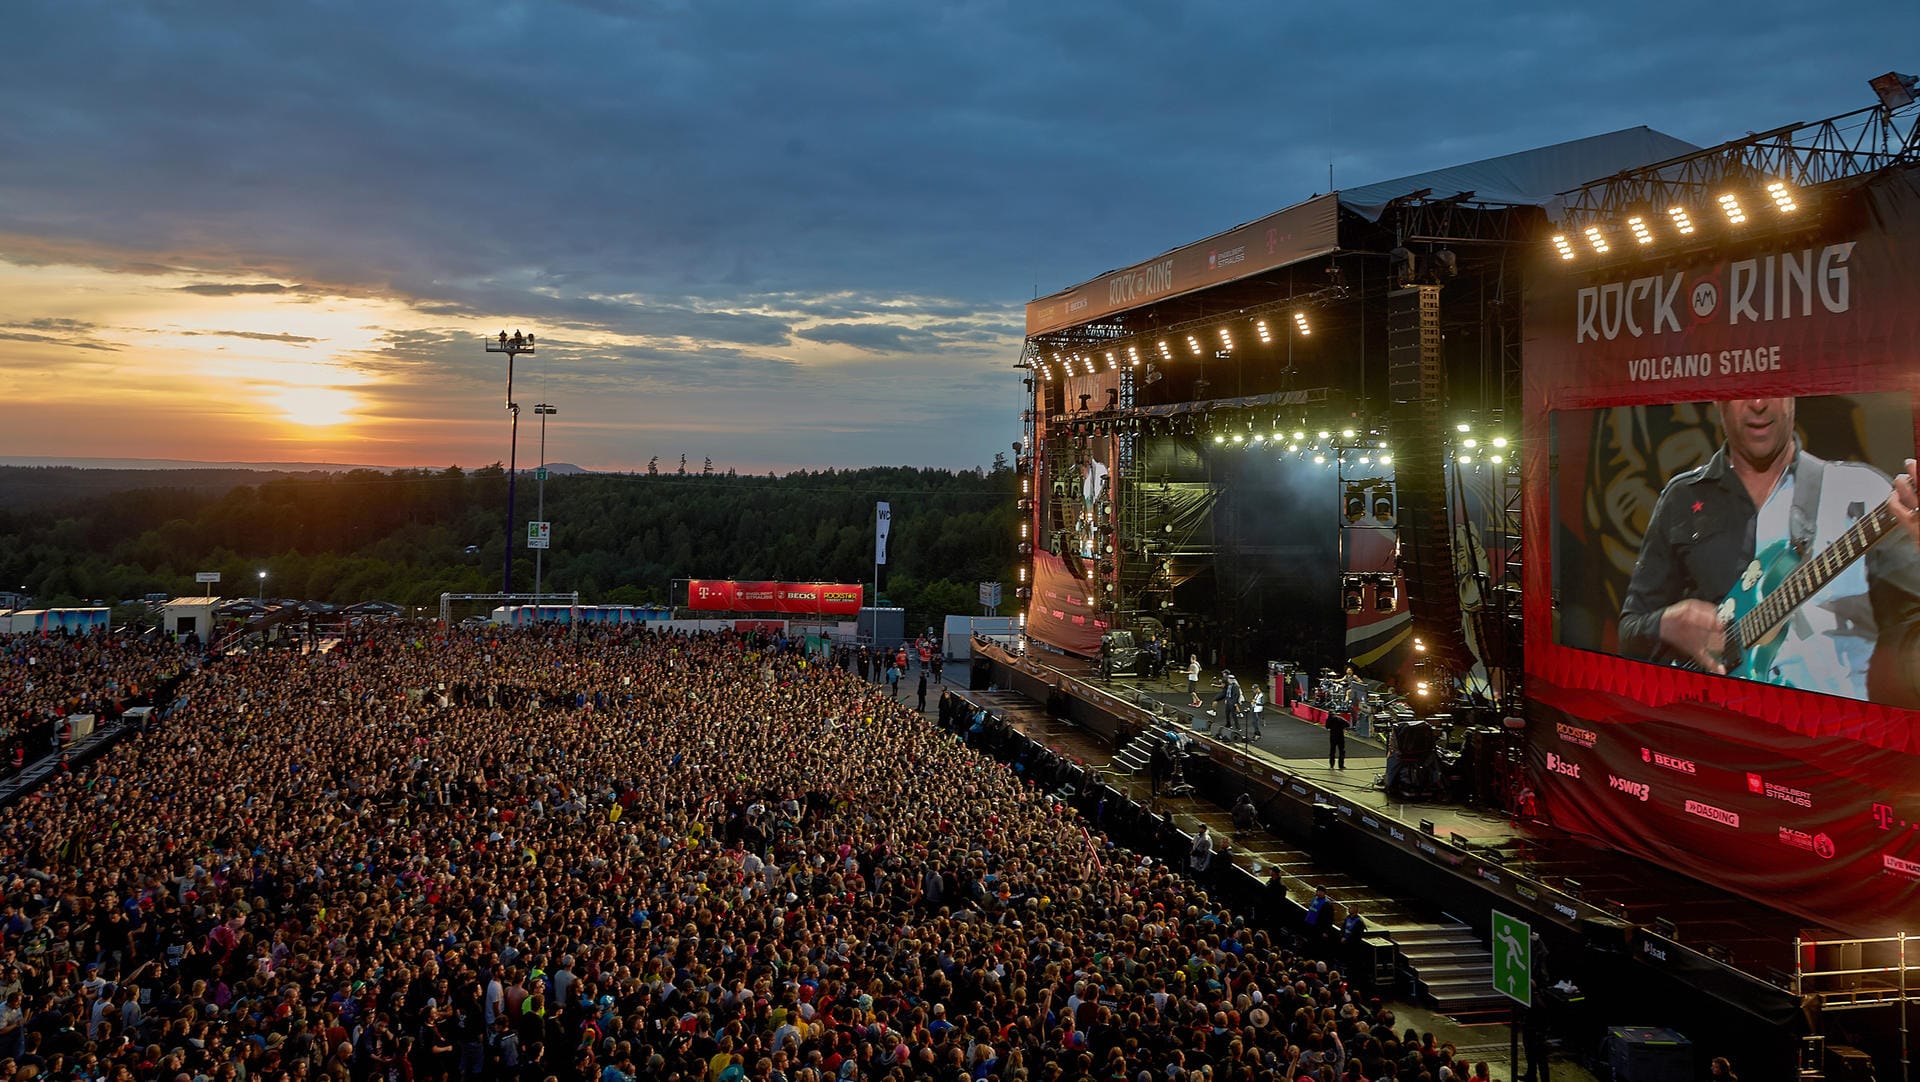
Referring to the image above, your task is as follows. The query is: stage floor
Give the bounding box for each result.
[984,650,1822,985]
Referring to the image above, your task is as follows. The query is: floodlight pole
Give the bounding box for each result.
[533,404,558,605]
[484,332,536,594]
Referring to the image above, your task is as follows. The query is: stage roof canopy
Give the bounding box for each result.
[1336,126,1701,219]
[1026,126,1698,337]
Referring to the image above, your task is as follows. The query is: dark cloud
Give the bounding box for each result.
[795,323,943,354]
[173,282,302,296]
[0,330,118,352]
[182,329,320,343]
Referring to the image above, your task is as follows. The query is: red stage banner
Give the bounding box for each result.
[1026,551,1107,657]
[1521,169,1920,931]
[687,580,863,616]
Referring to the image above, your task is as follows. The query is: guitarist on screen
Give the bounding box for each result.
[1618,397,1920,705]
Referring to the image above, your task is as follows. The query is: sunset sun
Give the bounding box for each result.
[270,387,360,427]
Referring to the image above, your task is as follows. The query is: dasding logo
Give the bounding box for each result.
[1608,774,1651,802]
[1685,799,1741,828]
[1575,242,1856,342]
[1777,828,1837,859]
[1641,748,1698,775]
[1545,752,1581,779]
[1107,259,1176,306]
[1555,722,1598,748]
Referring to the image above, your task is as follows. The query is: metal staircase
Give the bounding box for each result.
[1377,917,1510,1021]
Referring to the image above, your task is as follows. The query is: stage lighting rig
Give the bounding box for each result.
[1627,215,1653,245]
[1187,335,1203,356]
[1551,234,1575,260]
[1765,180,1798,213]
[1255,319,1273,344]
[1583,224,1610,254]
[1717,192,1747,225]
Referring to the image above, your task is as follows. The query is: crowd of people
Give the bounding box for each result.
[0,633,194,774]
[0,624,1511,1082]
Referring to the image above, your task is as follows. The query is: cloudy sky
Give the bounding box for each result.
[0,1,1911,472]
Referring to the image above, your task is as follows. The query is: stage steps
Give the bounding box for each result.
[1109,731,1162,776]
[1382,919,1511,1021]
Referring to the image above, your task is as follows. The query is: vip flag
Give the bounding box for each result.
[875,501,891,565]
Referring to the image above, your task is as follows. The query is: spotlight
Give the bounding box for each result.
[1627,216,1653,245]
[1158,340,1172,361]
[1490,454,1504,465]
[1105,351,1117,369]
[1379,454,1392,465]
[1231,433,1244,443]
[1413,636,1426,653]
[1344,485,1367,522]
[1293,311,1311,336]
[1318,430,1331,440]
[1187,335,1202,356]
[1342,577,1365,614]
[1765,181,1798,213]
[1313,454,1326,465]
[1492,436,1507,448]
[1463,438,1477,449]
[1213,434,1225,444]
[1458,454,1472,464]
[1127,345,1141,366]
[1372,492,1394,522]
[1256,319,1273,344]
[1668,205,1695,235]
[1551,234,1576,260]
[1218,327,1234,351]
[1717,192,1747,225]
[1456,422,1470,433]
[1251,433,1264,442]
[1341,428,1356,438]
[1287,443,1299,453]
[1583,224,1609,254]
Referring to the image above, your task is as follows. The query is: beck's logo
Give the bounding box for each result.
[1546,752,1581,779]
[1641,748,1698,775]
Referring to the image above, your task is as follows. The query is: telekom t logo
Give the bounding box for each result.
[1873,802,1896,830]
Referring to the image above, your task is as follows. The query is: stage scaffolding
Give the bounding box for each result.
[1794,932,1919,1082]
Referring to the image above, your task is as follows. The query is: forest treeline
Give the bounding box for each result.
[0,463,1021,633]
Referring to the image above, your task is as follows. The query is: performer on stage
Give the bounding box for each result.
[1618,397,1920,704]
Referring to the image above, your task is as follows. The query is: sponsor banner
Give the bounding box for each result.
[687,580,864,616]
[1025,194,1339,336]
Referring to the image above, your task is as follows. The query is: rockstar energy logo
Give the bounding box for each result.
[823,590,858,604]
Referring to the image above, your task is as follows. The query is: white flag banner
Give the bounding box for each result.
[875,501,891,565]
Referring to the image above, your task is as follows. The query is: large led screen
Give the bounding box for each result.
[1522,169,1920,931]
[1552,393,1919,708]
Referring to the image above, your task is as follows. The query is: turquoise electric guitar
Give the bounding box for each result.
[1703,496,1900,681]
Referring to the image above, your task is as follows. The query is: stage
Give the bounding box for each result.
[969,639,1820,1045]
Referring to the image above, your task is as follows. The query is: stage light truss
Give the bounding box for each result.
[1551,88,1920,265]
[1023,283,1349,383]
